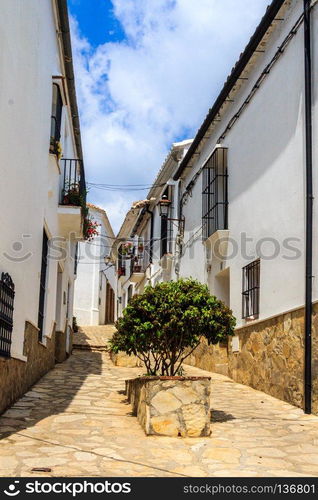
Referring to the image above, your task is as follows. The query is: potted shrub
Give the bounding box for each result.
[62,182,81,206]
[117,266,126,277]
[50,138,63,160]
[110,279,235,437]
[121,242,133,256]
[72,316,79,333]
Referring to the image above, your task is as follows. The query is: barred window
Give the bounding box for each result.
[160,186,174,257]
[50,83,63,154]
[0,273,15,357]
[117,244,126,277]
[242,259,260,319]
[202,147,228,240]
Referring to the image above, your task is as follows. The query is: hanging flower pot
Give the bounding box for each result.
[83,217,99,241]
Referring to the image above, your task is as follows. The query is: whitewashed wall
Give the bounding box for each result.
[0,0,80,358]
[74,207,116,326]
[179,0,318,327]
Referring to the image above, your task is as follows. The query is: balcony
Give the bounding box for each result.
[117,266,127,281]
[130,248,150,283]
[58,159,86,239]
[130,263,144,283]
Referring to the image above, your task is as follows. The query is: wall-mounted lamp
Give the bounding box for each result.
[158,194,185,232]
[158,194,172,217]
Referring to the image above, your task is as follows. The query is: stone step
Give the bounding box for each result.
[73,345,109,352]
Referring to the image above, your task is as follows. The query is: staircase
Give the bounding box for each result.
[72,325,116,352]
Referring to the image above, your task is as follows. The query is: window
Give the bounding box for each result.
[0,273,15,357]
[74,242,79,275]
[202,147,228,240]
[38,230,49,341]
[160,186,174,257]
[66,282,71,320]
[127,285,133,302]
[242,259,260,320]
[117,245,126,277]
[50,83,63,154]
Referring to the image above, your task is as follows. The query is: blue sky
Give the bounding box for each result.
[69,0,270,232]
[69,0,125,47]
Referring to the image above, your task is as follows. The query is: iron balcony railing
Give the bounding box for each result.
[60,158,86,207]
[130,245,151,276]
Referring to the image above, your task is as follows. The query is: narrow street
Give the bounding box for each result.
[1,327,318,478]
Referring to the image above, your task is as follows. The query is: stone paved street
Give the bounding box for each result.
[1,328,318,477]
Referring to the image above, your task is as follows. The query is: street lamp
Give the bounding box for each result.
[158,194,185,232]
[158,194,171,217]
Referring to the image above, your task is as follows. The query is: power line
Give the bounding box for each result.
[86,182,165,192]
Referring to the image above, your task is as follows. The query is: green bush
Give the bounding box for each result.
[110,279,236,376]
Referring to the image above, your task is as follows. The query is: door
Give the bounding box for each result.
[105,282,115,324]
[38,230,49,341]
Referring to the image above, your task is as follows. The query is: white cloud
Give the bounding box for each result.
[70,0,270,232]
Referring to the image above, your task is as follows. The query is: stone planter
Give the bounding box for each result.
[125,376,211,437]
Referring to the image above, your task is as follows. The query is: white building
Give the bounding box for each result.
[74,204,116,326]
[0,0,87,413]
[114,202,146,317]
[116,0,318,414]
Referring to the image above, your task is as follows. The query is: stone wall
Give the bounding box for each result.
[185,338,229,376]
[125,376,211,437]
[184,305,318,415]
[55,330,67,363]
[228,309,305,409]
[312,306,318,415]
[55,325,73,364]
[0,321,56,414]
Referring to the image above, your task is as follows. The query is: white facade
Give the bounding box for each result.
[177,0,317,329]
[0,0,85,360]
[116,0,317,331]
[74,205,116,326]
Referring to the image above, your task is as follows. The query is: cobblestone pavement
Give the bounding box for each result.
[1,334,318,477]
[73,325,116,350]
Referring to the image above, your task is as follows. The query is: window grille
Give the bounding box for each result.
[0,273,15,357]
[50,83,63,154]
[242,259,260,319]
[160,186,174,257]
[202,147,228,240]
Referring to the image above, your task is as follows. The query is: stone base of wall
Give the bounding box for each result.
[229,309,306,410]
[312,307,318,415]
[183,305,318,415]
[185,338,229,376]
[0,321,56,414]
[68,327,74,355]
[125,376,211,437]
[55,330,67,363]
[110,351,143,368]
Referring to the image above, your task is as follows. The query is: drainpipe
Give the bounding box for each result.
[146,207,154,264]
[304,0,313,414]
